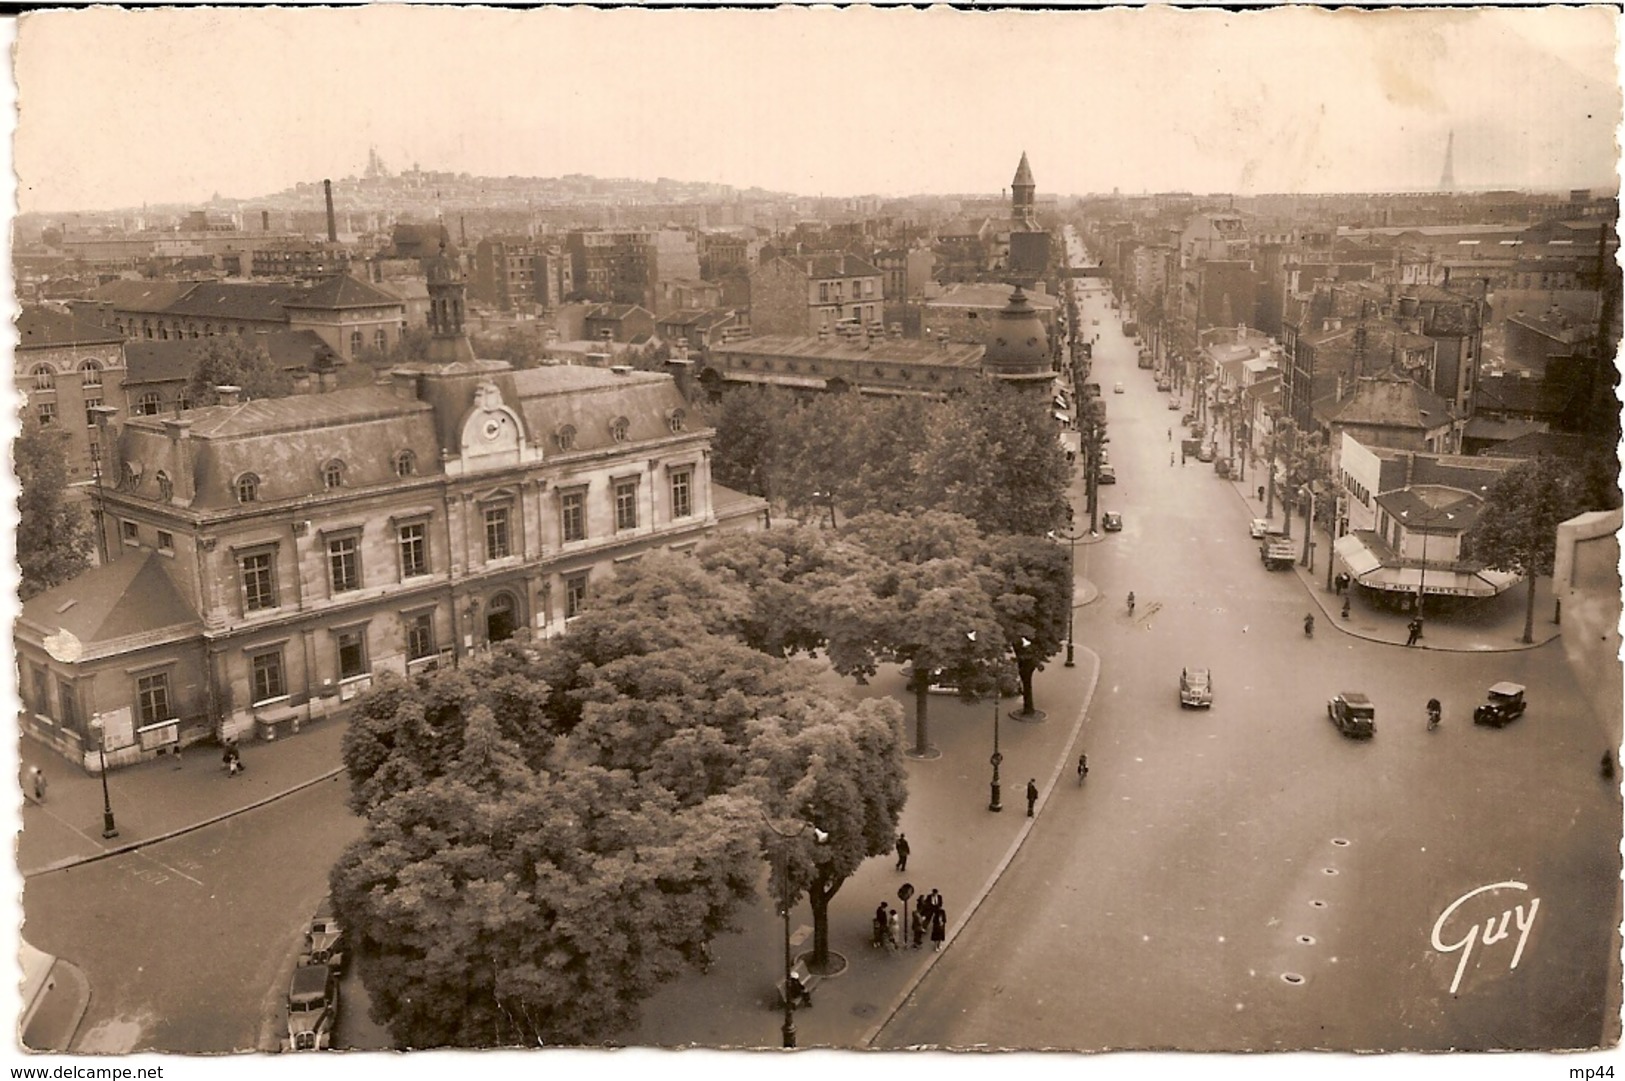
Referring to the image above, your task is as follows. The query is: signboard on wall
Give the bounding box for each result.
[97,706,135,750]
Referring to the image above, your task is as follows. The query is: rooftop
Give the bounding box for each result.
[713,333,985,370]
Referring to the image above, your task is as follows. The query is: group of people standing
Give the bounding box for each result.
[874,888,949,953]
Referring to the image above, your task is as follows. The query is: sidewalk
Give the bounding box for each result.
[18,714,350,878]
[624,629,1104,1049]
[1214,447,1559,654]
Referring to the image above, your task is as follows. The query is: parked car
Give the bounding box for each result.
[284,964,339,1052]
[1157,378,1172,392]
[1113,382,1125,394]
[1098,463,1117,484]
[1248,518,1269,539]
[1473,682,1527,728]
[1197,443,1215,463]
[300,897,346,975]
[1167,397,1181,410]
[1179,667,1213,708]
[1102,511,1123,532]
[1327,692,1376,739]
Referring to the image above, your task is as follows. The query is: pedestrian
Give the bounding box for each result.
[29,766,46,803]
[885,906,901,952]
[930,902,947,952]
[873,903,888,949]
[1258,485,1266,503]
[1170,451,1175,466]
[1405,618,1422,647]
[895,832,910,872]
[911,904,926,948]
[1026,778,1039,817]
[171,743,184,769]
[1077,752,1089,784]
[1341,596,1351,620]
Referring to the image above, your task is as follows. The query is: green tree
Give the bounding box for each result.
[185,335,293,405]
[697,525,867,658]
[984,533,1072,716]
[1462,456,1589,643]
[915,380,1072,535]
[15,417,93,599]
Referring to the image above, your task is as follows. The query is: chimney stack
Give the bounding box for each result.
[324,179,337,242]
[162,418,195,504]
[262,210,271,232]
[215,385,242,406]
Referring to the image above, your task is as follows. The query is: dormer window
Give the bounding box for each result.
[236,473,261,504]
[609,416,630,443]
[394,450,416,477]
[666,408,686,434]
[322,460,346,490]
[554,424,577,451]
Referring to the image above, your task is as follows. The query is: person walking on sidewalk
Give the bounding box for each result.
[930,901,947,952]
[911,904,926,949]
[885,906,901,952]
[28,766,47,803]
[873,903,889,949]
[895,832,910,872]
[1405,617,1423,647]
[1026,778,1039,817]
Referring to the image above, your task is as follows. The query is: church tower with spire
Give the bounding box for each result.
[1008,151,1050,285]
[1011,151,1038,231]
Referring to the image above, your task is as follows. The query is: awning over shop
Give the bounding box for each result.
[1334,534,1383,577]
[1335,532,1517,598]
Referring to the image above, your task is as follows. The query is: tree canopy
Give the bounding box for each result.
[1463,455,1592,643]
[15,417,93,599]
[333,551,906,1047]
[185,335,293,405]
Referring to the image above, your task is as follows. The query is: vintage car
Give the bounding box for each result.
[1156,378,1172,392]
[1113,382,1125,394]
[1098,463,1117,485]
[1473,682,1528,728]
[300,897,346,975]
[1327,692,1376,739]
[1248,518,1269,539]
[1167,397,1182,410]
[1102,511,1123,532]
[1214,458,1231,478]
[1179,667,1213,709]
[284,964,339,1052]
[1196,443,1215,463]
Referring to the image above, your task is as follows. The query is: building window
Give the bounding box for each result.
[398,521,428,578]
[394,450,416,477]
[560,489,586,543]
[321,459,345,490]
[36,401,56,426]
[484,505,512,560]
[554,425,577,451]
[328,535,361,592]
[84,395,103,427]
[374,328,387,351]
[250,650,286,705]
[156,471,173,501]
[241,550,277,611]
[236,473,260,503]
[157,322,169,341]
[350,329,364,354]
[405,611,435,659]
[136,392,163,416]
[56,676,79,730]
[121,520,139,545]
[609,416,630,443]
[336,628,368,680]
[670,468,693,519]
[157,529,174,553]
[667,408,686,434]
[78,360,103,388]
[136,672,171,725]
[188,325,200,340]
[177,389,192,412]
[142,320,153,339]
[565,573,589,619]
[614,477,639,531]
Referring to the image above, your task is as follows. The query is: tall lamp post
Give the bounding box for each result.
[1400,506,1456,632]
[1048,520,1086,667]
[761,812,828,1049]
[965,631,1003,811]
[88,714,118,839]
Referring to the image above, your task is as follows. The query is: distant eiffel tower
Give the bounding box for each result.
[1439,130,1456,192]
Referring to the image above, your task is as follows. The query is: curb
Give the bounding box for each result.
[22,767,346,879]
[1214,462,1560,656]
[860,645,1103,1048]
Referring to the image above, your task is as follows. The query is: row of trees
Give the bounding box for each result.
[332,512,1071,1047]
[699,380,1072,537]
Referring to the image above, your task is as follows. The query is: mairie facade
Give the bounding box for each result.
[16,358,765,772]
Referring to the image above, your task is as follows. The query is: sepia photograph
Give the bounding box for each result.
[5,4,1622,1078]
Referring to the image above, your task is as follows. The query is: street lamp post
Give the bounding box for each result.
[760,812,827,1049]
[1401,506,1456,633]
[89,714,118,839]
[1048,523,1084,667]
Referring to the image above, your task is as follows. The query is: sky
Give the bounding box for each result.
[11,4,1622,215]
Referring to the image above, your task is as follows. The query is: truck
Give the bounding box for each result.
[1260,530,1296,570]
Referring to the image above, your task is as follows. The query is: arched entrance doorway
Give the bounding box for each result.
[486,591,519,643]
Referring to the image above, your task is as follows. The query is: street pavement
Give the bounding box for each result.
[19,247,1605,1053]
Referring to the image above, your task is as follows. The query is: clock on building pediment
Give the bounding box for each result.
[458,382,525,466]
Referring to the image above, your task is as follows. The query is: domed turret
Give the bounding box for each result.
[982,286,1051,388]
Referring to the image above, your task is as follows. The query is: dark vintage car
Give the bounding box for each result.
[1473,682,1527,728]
[1327,692,1376,739]
[1179,667,1212,709]
[284,964,339,1052]
[1102,511,1123,532]
[300,897,346,974]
